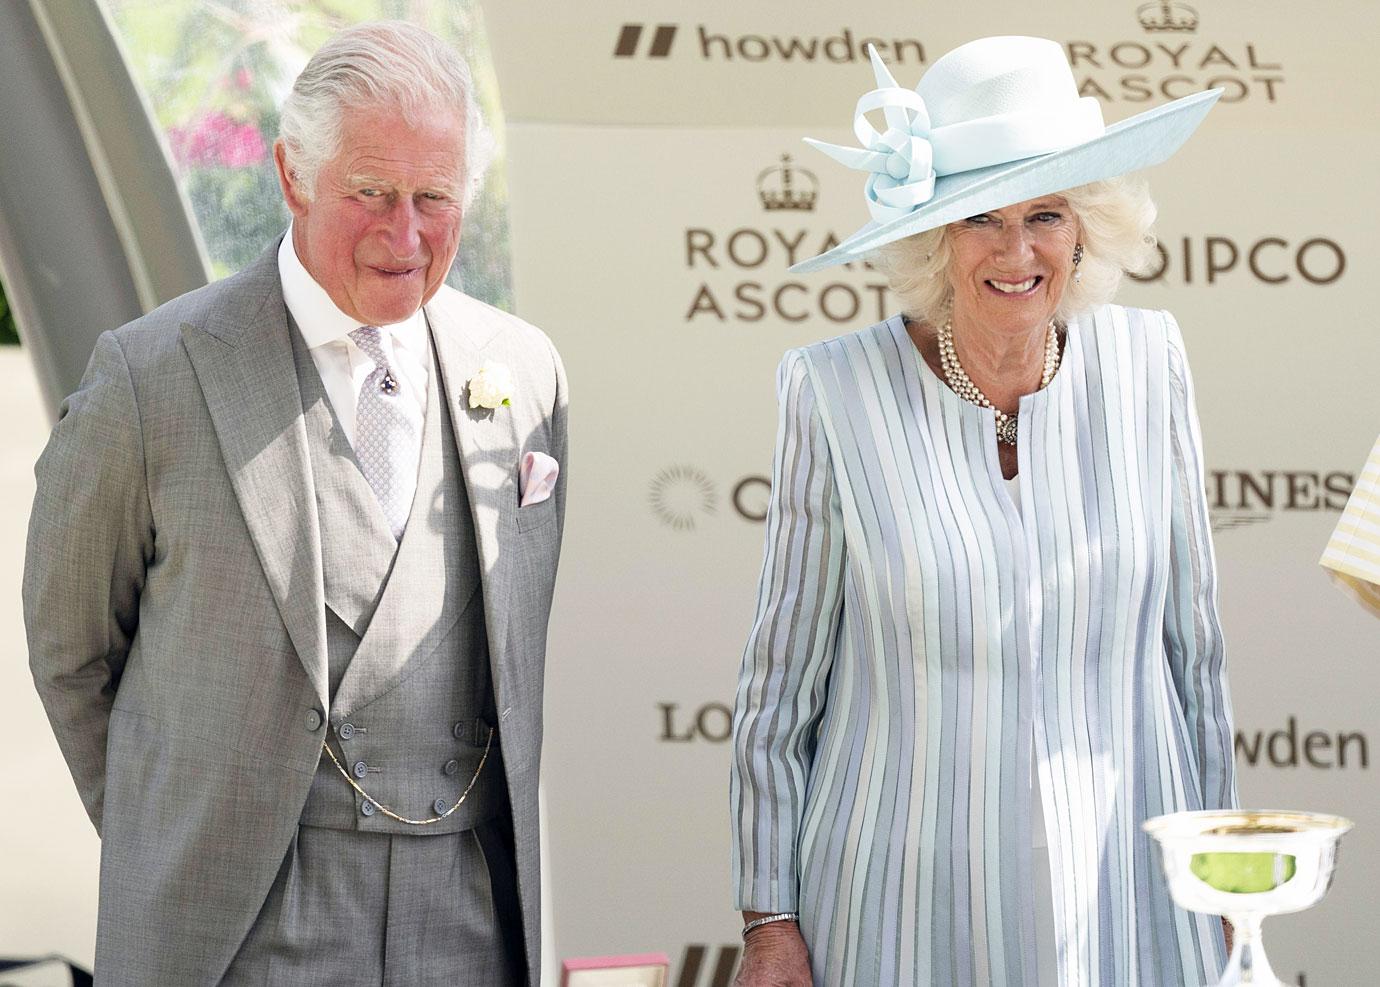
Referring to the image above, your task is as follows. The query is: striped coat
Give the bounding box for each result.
[1320,430,1380,617]
[731,306,1236,986]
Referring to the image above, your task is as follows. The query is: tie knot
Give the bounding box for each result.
[349,326,400,396]
[349,325,388,366]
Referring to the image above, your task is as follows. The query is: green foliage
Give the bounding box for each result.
[186,165,290,280]
[451,181,513,311]
[0,278,19,346]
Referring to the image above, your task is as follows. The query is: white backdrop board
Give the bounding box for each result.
[481,2,1380,983]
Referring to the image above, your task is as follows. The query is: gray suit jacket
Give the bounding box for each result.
[24,244,567,985]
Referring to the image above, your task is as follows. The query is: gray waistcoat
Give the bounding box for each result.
[289,323,504,835]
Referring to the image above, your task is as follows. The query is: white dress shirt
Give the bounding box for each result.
[278,228,431,514]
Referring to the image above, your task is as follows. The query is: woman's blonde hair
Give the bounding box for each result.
[872,176,1159,325]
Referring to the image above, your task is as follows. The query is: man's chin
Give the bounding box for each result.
[356,295,428,327]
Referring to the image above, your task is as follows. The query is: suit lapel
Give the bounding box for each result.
[426,294,517,708]
[179,247,329,709]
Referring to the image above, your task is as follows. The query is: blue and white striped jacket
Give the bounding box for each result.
[731,306,1237,986]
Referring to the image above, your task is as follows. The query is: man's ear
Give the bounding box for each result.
[274,140,309,218]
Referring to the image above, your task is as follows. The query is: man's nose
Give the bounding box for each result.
[380,197,423,258]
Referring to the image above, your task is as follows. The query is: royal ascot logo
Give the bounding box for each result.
[1065,1,1284,104]
[1138,1,1199,33]
[649,465,718,531]
[683,156,894,327]
[758,155,817,212]
[1206,469,1353,534]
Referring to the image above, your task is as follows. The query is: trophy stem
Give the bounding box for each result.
[1218,914,1283,987]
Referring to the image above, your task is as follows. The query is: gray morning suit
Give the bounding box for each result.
[24,243,567,985]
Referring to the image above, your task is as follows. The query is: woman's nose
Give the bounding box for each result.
[994,225,1037,262]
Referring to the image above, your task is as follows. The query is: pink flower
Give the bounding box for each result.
[221,122,267,167]
[168,111,267,170]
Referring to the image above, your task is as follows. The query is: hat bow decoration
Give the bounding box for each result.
[805,46,937,222]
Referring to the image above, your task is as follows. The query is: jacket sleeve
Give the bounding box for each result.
[730,349,846,911]
[24,331,155,834]
[1162,314,1238,812]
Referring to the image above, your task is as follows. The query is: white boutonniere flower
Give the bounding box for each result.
[468,361,514,410]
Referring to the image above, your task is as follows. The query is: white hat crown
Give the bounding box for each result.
[805,36,1105,221]
[920,37,1084,127]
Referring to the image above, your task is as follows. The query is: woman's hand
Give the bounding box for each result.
[733,914,812,987]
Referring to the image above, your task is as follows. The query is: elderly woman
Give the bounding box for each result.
[730,37,1236,987]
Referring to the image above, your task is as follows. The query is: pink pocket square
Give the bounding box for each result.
[519,451,559,507]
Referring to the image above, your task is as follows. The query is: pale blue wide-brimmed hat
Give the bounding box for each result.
[791,35,1220,274]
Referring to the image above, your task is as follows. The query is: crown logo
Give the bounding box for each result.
[1137,1,1199,32]
[757,155,818,211]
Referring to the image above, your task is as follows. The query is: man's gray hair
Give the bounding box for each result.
[279,20,496,207]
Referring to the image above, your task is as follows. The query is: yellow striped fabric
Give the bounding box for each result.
[1321,432,1380,617]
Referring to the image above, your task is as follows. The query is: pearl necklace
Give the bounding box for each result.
[937,319,1060,445]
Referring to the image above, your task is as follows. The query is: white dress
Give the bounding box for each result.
[1007,473,1058,986]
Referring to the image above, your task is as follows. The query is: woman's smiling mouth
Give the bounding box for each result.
[986,275,1042,296]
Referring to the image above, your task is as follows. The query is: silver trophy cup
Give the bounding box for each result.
[1143,809,1353,987]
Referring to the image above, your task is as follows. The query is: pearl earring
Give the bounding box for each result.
[1072,242,1084,283]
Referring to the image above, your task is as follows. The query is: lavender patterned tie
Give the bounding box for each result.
[348,326,418,540]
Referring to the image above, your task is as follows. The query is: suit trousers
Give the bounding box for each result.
[221,820,522,986]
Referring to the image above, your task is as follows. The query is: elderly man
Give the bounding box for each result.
[24,21,564,986]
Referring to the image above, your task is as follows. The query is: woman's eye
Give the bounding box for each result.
[1033,212,1062,223]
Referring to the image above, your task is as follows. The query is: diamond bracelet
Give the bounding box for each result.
[742,912,800,939]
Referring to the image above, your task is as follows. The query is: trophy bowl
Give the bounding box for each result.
[1143,809,1353,987]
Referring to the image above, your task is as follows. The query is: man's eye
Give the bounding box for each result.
[359,188,384,198]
